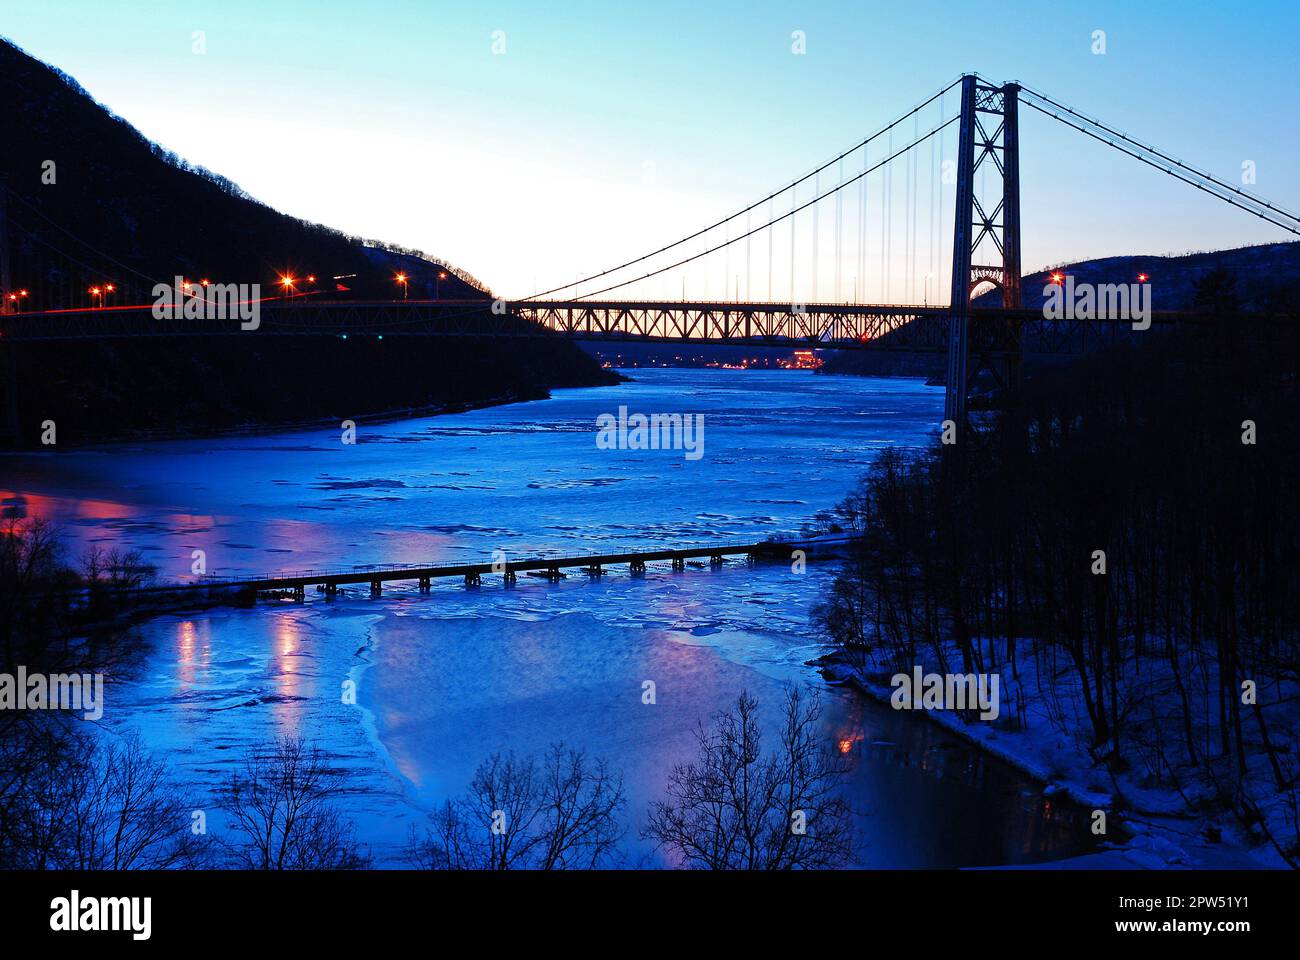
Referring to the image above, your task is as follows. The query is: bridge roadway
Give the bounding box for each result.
[0,298,1206,354]
[102,538,836,600]
[0,297,947,347]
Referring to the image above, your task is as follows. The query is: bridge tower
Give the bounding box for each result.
[945,76,1023,426]
[0,178,12,318]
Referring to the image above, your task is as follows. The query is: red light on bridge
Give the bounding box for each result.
[1137,272,1149,282]
[1049,272,1064,284]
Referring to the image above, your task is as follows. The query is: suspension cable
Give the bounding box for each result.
[520,77,965,301]
[1016,86,1300,236]
[566,114,960,301]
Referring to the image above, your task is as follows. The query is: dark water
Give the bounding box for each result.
[1,369,1095,866]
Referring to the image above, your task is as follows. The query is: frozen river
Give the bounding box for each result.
[2,368,1096,866]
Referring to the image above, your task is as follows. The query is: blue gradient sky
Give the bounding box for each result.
[2,0,1297,298]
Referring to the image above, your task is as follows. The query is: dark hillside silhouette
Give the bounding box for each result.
[0,37,488,302]
[0,38,617,445]
[820,241,1300,380]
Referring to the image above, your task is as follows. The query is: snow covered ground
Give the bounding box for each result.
[816,643,1297,869]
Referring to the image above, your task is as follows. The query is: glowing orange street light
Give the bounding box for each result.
[88,285,104,307]
[395,272,409,299]
[435,270,447,299]
[279,274,296,298]
[1137,273,1149,283]
[1049,271,1064,284]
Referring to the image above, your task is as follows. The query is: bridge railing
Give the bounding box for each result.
[159,541,787,590]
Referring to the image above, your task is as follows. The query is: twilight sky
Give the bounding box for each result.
[2,0,1297,299]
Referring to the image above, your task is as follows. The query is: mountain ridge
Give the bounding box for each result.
[820,239,1300,380]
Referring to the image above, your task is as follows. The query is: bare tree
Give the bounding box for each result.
[408,743,625,870]
[82,545,156,597]
[811,319,1300,860]
[0,517,71,662]
[221,736,370,870]
[535,745,626,869]
[0,720,206,869]
[643,687,856,869]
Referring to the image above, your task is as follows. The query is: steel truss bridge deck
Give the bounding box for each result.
[1,298,1210,356]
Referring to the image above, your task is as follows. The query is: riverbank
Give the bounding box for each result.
[814,647,1289,869]
[31,385,624,451]
[6,334,621,448]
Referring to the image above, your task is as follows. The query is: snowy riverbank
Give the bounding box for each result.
[815,647,1293,869]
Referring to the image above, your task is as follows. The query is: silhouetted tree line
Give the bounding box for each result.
[814,272,1300,863]
[0,517,158,671]
[7,331,618,448]
[0,724,371,869]
[407,687,856,870]
[1,684,854,870]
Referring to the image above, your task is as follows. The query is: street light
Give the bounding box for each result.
[1137,272,1149,283]
[436,270,447,299]
[395,272,409,299]
[279,274,296,299]
[89,285,103,308]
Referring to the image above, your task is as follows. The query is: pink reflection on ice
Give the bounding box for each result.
[270,611,308,738]
[173,618,212,694]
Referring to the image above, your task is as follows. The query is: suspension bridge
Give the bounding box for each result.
[2,73,1298,438]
